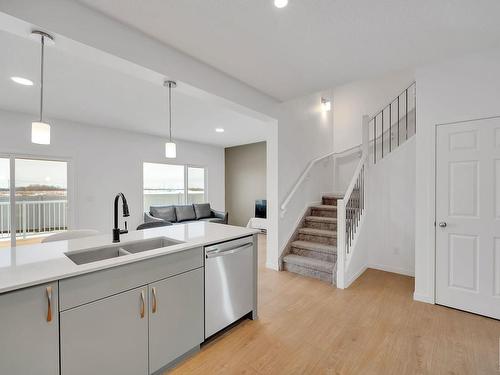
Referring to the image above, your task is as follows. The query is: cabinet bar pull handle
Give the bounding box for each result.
[152,287,157,313]
[46,286,53,322]
[140,290,145,319]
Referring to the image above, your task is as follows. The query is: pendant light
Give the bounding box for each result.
[31,30,54,145]
[164,80,177,158]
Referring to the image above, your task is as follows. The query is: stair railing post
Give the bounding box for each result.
[336,198,346,289]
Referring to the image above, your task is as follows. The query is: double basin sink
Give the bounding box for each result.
[65,237,183,265]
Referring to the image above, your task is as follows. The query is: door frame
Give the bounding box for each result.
[433,115,500,304]
[0,152,74,247]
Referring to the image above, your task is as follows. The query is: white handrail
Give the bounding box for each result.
[280,144,362,212]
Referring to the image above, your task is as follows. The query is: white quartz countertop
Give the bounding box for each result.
[0,222,259,294]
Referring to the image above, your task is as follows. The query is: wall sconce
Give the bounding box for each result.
[321,98,331,112]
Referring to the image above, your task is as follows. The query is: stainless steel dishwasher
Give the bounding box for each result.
[204,236,254,338]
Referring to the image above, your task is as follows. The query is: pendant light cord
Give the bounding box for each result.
[168,83,172,142]
[39,35,45,122]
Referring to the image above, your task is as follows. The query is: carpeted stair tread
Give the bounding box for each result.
[291,240,337,254]
[322,193,343,198]
[298,227,337,238]
[311,204,337,210]
[283,254,334,273]
[305,216,337,223]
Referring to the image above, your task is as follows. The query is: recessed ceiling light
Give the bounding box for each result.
[11,76,34,86]
[274,0,288,8]
[215,128,225,133]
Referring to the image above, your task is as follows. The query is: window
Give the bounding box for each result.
[0,158,10,248]
[187,167,206,204]
[143,163,206,211]
[0,156,69,249]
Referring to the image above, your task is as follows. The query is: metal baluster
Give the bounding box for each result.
[405,88,408,140]
[413,83,417,134]
[397,96,400,146]
[348,199,352,249]
[381,110,384,159]
[356,179,359,228]
[362,165,365,212]
[389,102,392,153]
[351,197,356,241]
[346,203,349,254]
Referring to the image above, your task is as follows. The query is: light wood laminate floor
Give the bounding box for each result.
[168,235,500,374]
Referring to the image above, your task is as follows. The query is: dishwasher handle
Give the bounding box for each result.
[206,242,253,258]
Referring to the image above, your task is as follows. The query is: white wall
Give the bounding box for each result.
[333,69,415,152]
[225,142,266,227]
[0,109,225,235]
[277,89,335,258]
[414,47,500,303]
[343,137,416,287]
[366,138,416,276]
[0,0,283,271]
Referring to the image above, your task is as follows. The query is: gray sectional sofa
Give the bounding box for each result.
[144,203,228,225]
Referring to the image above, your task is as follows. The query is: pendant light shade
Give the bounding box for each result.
[165,142,176,158]
[31,122,51,144]
[31,30,54,145]
[164,80,177,158]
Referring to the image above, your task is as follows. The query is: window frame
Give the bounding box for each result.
[0,152,74,247]
[142,161,207,211]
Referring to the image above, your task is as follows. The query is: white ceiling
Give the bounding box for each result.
[0,31,268,147]
[78,0,500,101]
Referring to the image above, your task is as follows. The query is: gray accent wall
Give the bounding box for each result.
[225,142,266,227]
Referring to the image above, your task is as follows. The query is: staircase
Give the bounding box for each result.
[282,195,339,284]
[280,81,415,287]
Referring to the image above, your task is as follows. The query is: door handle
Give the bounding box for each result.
[151,287,157,314]
[439,222,447,228]
[46,286,53,322]
[140,290,145,319]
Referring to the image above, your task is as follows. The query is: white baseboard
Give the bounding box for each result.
[266,260,279,271]
[344,265,367,288]
[368,263,415,277]
[413,292,434,304]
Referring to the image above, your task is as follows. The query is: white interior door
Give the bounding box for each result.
[436,116,500,319]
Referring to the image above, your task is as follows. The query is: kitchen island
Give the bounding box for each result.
[0,222,259,375]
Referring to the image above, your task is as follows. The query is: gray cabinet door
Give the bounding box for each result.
[0,283,59,375]
[149,268,204,373]
[60,286,149,375]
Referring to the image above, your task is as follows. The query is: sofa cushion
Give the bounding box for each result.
[193,203,212,219]
[175,205,196,222]
[150,206,177,222]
